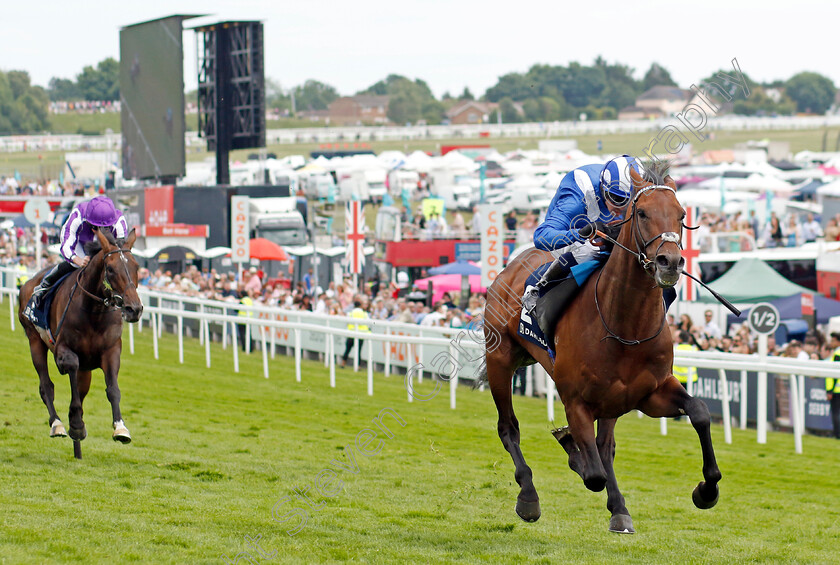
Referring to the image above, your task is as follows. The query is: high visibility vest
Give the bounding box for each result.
[828,347,840,393]
[347,308,370,332]
[238,296,253,318]
[673,343,698,384]
[15,264,28,287]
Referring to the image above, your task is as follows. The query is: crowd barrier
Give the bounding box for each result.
[2,266,839,454]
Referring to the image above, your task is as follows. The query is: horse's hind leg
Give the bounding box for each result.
[55,345,86,441]
[27,336,65,437]
[564,402,608,492]
[102,346,130,443]
[488,357,541,522]
[639,377,722,509]
[596,418,634,534]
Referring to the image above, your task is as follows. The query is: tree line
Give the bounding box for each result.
[0,57,837,134]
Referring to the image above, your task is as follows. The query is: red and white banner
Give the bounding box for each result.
[680,206,701,302]
[143,224,209,237]
[479,204,504,288]
[144,185,174,226]
[231,196,250,264]
[802,293,815,316]
[345,201,365,275]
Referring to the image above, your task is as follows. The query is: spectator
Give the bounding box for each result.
[441,292,457,310]
[673,330,698,391]
[505,210,517,232]
[340,299,370,368]
[703,309,722,341]
[801,213,823,243]
[304,268,314,295]
[826,332,840,439]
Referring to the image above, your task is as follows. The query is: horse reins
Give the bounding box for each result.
[590,184,683,346]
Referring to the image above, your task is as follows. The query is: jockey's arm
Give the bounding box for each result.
[114,214,129,239]
[59,208,83,265]
[533,193,590,252]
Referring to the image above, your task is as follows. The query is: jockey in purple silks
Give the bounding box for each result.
[28,195,128,313]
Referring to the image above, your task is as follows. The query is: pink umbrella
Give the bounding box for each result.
[413,274,487,303]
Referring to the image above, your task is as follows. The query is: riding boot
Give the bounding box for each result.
[522,254,575,313]
[30,261,75,310]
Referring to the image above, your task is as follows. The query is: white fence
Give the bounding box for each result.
[3,115,840,153]
[2,267,839,454]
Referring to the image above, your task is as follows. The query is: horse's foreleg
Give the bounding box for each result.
[639,376,721,509]
[102,347,131,443]
[596,418,634,534]
[488,358,540,522]
[565,403,607,492]
[28,336,64,437]
[55,346,85,441]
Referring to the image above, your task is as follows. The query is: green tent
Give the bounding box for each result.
[697,257,813,304]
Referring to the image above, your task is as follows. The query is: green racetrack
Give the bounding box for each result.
[0,300,838,564]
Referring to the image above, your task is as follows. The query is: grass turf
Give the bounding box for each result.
[0,300,838,564]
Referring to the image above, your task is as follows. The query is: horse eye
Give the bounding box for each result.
[638,209,647,219]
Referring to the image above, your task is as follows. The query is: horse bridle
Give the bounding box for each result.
[591,184,686,346]
[77,248,136,309]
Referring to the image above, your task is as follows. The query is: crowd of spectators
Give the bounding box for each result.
[670,309,832,360]
[696,210,827,251]
[136,264,486,330]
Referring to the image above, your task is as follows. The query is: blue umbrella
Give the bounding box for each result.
[428,261,480,276]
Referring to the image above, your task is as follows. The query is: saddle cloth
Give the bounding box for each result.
[517,258,606,359]
[24,272,74,331]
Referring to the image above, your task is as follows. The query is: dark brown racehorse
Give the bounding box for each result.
[483,166,721,533]
[18,228,143,458]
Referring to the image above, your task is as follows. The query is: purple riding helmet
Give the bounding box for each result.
[84,196,120,227]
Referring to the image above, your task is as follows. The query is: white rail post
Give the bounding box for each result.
[222,318,228,350]
[740,370,748,430]
[718,369,732,445]
[384,327,391,378]
[128,323,134,355]
[417,343,424,383]
[525,365,534,397]
[199,304,204,345]
[329,334,336,388]
[324,322,331,368]
[151,309,159,360]
[245,323,251,354]
[177,313,184,365]
[546,367,554,422]
[204,319,211,368]
[260,325,269,379]
[367,338,374,396]
[294,329,302,382]
[137,311,143,333]
[789,374,803,454]
[232,317,239,374]
[157,312,163,337]
[8,294,13,332]
[449,344,457,410]
[757,335,768,444]
[798,374,806,432]
[660,418,668,435]
[353,333,360,373]
[270,314,277,359]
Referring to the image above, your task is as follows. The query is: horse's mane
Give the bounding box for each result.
[640,159,672,186]
[83,229,119,257]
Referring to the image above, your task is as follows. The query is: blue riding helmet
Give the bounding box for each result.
[599,155,642,207]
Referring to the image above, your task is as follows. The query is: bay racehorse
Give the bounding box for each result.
[482,164,720,533]
[18,228,143,458]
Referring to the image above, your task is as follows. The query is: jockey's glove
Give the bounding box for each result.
[578,221,620,241]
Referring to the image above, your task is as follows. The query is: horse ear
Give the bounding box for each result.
[629,167,646,191]
[125,228,137,250]
[664,175,677,190]
[95,227,113,251]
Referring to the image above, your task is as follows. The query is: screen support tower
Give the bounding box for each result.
[196,21,265,186]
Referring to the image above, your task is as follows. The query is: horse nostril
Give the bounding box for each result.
[655,255,671,269]
[678,257,686,270]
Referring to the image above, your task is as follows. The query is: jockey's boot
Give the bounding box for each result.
[29,262,72,310]
[522,256,573,313]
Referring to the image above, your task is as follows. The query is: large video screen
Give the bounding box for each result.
[120,16,186,180]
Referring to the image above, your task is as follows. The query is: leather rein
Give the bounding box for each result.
[591,184,686,346]
[74,247,136,310]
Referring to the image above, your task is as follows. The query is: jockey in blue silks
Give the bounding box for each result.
[523,155,671,312]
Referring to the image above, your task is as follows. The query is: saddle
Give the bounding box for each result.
[24,272,74,331]
[518,258,606,358]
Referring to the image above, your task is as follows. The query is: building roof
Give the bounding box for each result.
[445,100,493,118]
[637,85,691,102]
[348,95,390,109]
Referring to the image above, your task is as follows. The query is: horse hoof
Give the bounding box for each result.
[50,421,67,438]
[692,481,719,509]
[609,514,635,534]
[112,421,131,444]
[68,426,87,442]
[515,498,541,522]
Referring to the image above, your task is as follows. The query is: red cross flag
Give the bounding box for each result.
[345,201,366,275]
[680,206,701,302]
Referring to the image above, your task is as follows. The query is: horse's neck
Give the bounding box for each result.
[79,254,105,302]
[598,237,664,339]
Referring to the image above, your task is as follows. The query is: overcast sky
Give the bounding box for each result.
[3,0,838,98]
